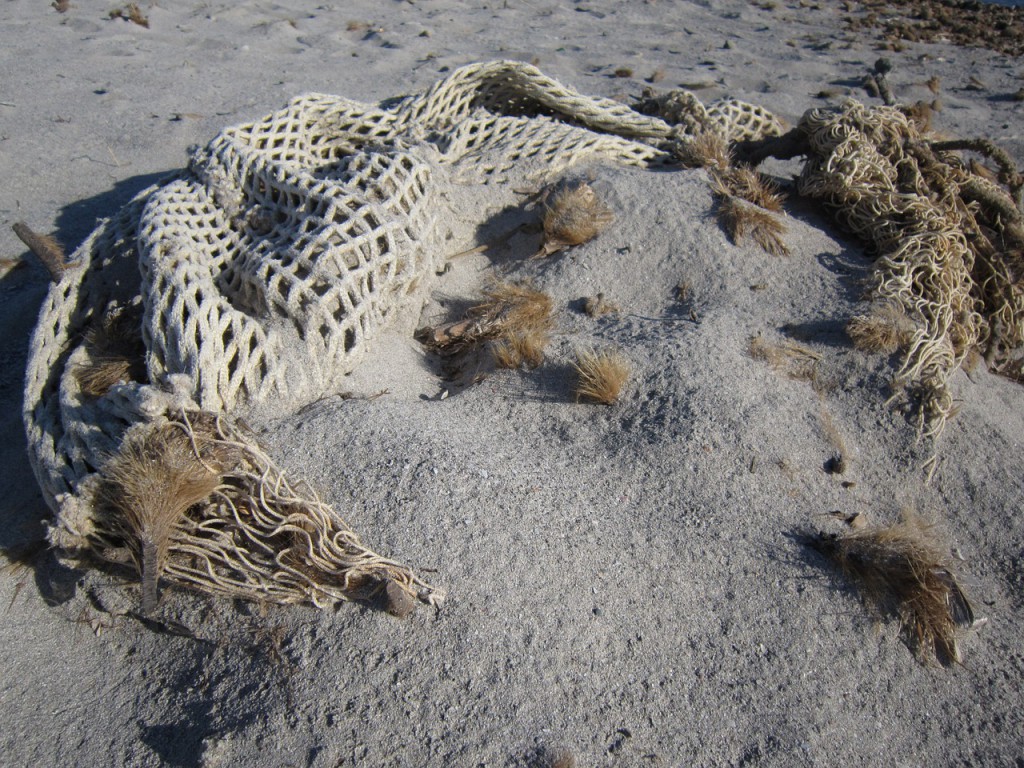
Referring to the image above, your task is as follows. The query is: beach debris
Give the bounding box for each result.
[712,178,789,256]
[573,348,630,405]
[633,87,712,135]
[583,293,619,317]
[864,58,896,106]
[419,280,557,382]
[718,166,785,213]
[748,335,820,382]
[490,327,548,370]
[11,221,67,281]
[418,282,554,373]
[805,511,978,666]
[846,303,916,354]
[84,410,438,613]
[675,130,731,170]
[738,97,1024,451]
[9,62,814,614]
[74,303,147,397]
[818,402,850,476]
[844,0,1024,58]
[536,180,614,258]
[109,3,149,28]
[384,580,416,618]
[799,104,1024,440]
[695,154,788,258]
[98,420,228,613]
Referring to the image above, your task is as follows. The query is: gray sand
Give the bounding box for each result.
[2,2,1022,766]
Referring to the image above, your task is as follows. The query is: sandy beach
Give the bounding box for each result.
[2,1,1023,766]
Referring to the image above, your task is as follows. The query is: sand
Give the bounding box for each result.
[2,1,1023,766]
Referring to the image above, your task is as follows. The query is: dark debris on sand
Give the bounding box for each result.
[843,0,1024,57]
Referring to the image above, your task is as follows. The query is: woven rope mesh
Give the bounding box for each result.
[24,61,782,610]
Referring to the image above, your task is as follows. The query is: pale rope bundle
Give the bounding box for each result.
[797,102,1024,446]
[25,61,782,610]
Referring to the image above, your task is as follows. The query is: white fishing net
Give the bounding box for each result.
[23,61,783,611]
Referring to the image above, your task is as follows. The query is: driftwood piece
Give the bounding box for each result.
[732,128,810,167]
[12,222,66,281]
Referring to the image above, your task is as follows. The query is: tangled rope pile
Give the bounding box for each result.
[24,61,782,612]
[795,102,1024,445]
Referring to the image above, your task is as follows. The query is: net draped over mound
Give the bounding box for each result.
[23,61,783,610]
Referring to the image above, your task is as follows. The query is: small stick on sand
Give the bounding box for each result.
[446,244,489,260]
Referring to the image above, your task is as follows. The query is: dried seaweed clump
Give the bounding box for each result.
[847,302,916,354]
[670,106,791,258]
[537,181,613,257]
[573,348,630,405]
[798,102,1024,441]
[74,303,148,397]
[417,281,554,371]
[807,512,976,666]
[711,168,789,257]
[719,167,785,212]
[109,2,149,27]
[674,130,731,171]
[91,411,437,613]
[98,419,228,613]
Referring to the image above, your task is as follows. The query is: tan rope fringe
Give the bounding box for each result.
[797,102,1024,449]
[93,411,437,610]
[26,61,782,612]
